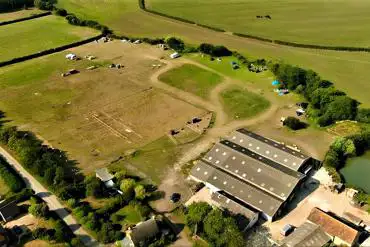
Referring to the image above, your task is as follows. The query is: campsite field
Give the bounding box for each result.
[221,86,270,120]
[158,64,223,99]
[147,0,370,47]
[0,41,205,175]
[0,8,43,22]
[57,0,370,108]
[0,15,98,62]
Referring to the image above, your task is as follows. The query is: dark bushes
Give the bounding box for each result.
[54,8,67,16]
[0,155,25,193]
[199,43,231,57]
[165,37,185,52]
[0,0,34,12]
[283,117,307,130]
[34,0,55,10]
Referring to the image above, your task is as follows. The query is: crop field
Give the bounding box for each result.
[0,15,98,62]
[148,0,370,47]
[0,41,205,174]
[0,8,43,21]
[159,64,223,99]
[57,0,370,108]
[221,86,270,120]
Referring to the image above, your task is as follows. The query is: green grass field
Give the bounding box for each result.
[128,136,181,184]
[148,0,370,47]
[221,86,270,120]
[113,205,143,225]
[0,15,98,62]
[159,64,222,99]
[56,0,370,108]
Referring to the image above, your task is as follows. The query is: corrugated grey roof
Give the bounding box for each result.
[190,161,282,217]
[280,221,331,247]
[202,143,303,200]
[211,191,258,219]
[227,129,310,171]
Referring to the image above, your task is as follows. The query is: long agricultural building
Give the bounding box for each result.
[190,129,314,221]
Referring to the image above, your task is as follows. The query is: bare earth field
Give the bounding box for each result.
[0,41,205,174]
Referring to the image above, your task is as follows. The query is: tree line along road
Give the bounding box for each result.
[0,146,99,246]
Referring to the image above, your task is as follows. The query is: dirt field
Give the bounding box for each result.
[0,8,44,22]
[0,41,205,173]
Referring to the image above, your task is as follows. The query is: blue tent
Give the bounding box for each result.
[272,80,280,86]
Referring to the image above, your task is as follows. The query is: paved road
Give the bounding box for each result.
[0,146,99,246]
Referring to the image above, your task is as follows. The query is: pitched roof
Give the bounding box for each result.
[190,161,282,217]
[95,168,114,182]
[227,129,310,171]
[129,218,159,245]
[203,142,303,201]
[211,191,258,220]
[280,221,331,247]
[307,208,360,245]
[0,201,20,222]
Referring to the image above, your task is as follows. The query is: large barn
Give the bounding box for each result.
[190,128,314,221]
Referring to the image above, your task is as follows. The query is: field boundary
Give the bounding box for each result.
[0,34,103,67]
[0,11,51,26]
[140,0,370,53]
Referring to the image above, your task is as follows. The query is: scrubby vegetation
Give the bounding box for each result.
[185,202,245,247]
[0,155,25,193]
[0,0,34,12]
[323,131,370,183]
[283,117,307,130]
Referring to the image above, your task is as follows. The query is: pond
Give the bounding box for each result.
[340,151,370,193]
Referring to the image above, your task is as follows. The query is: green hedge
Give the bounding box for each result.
[0,12,51,26]
[0,155,25,193]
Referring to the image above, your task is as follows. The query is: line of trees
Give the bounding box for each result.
[324,131,370,182]
[0,155,25,193]
[0,0,34,12]
[269,63,368,126]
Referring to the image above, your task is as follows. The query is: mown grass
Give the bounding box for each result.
[148,0,370,47]
[159,64,222,99]
[128,136,181,184]
[113,205,143,225]
[57,0,370,107]
[221,86,270,120]
[0,15,98,62]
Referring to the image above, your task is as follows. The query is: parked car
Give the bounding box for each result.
[170,193,181,203]
[281,224,294,236]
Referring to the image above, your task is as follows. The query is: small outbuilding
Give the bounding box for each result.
[0,201,20,223]
[95,168,115,188]
[170,52,180,59]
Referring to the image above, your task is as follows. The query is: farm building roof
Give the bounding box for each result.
[279,221,331,247]
[203,142,304,201]
[227,129,310,171]
[129,218,159,245]
[203,142,303,200]
[211,191,258,220]
[190,161,283,217]
[0,201,20,222]
[307,208,360,246]
[95,168,114,182]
